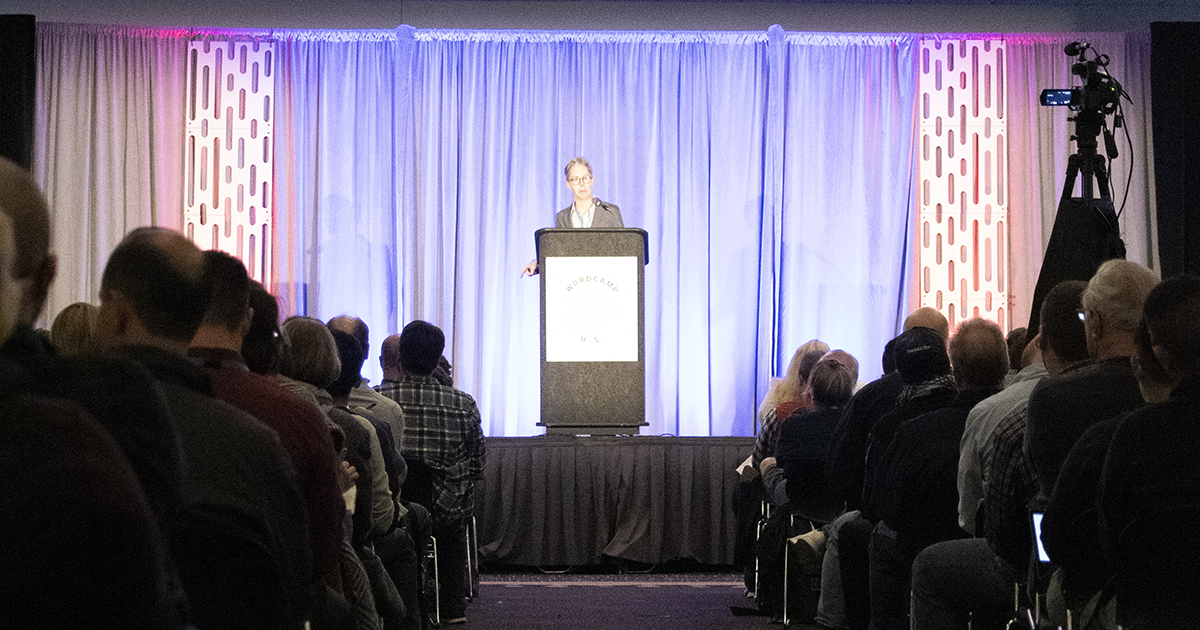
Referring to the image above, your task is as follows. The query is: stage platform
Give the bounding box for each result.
[475,435,755,567]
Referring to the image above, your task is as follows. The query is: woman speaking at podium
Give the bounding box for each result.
[521,157,623,276]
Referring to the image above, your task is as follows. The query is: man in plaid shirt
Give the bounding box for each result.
[377,320,484,624]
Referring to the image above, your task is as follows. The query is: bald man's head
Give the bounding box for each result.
[904,307,950,342]
[380,333,403,380]
[328,315,369,357]
[100,228,208,344]
[0,157,56,326]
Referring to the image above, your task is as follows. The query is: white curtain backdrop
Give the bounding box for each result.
[32,22,1156,437]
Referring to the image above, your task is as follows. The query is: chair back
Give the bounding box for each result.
[401,458,439,516]
[169,508,304,629]
[1114,506,1200,630]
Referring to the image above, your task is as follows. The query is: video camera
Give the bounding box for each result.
[1039,41,1127,163]
[1038,42,1122,114]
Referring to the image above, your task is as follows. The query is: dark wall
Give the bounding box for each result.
[1152,22,1200,277]
[0,15,36,169]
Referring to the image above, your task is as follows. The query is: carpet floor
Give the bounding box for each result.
[458,573,823,630]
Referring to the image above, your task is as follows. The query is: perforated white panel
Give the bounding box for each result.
[184,38,274,286]
[918,39,1009,332]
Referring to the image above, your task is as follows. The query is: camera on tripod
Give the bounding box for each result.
[1023,41,1129,340]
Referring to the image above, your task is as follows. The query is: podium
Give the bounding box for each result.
[535,228,649,435]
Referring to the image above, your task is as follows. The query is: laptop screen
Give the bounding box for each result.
[1031,511,1051,563]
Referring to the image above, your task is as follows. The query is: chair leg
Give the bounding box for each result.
[783,513,794,626]
[428,536,440,627]
[752,501,772,598]
[465,516,479,600]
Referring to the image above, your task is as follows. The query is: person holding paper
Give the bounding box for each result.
[521,157,624,276]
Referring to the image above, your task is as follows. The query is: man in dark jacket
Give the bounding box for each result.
[842,324,957,630]
[1097,274,1200,628]
[97,227,312,629]
[869,318,1008,630]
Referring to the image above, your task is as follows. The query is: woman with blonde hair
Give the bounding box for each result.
[753,339,830,468]
[761,353,857,511]
[50,302,99,356]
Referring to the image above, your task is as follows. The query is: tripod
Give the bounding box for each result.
[1025,91,1127,338]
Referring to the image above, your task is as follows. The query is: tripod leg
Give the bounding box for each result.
[1060,154,1081,203]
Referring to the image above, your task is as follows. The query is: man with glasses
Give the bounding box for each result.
[521,157,624,276]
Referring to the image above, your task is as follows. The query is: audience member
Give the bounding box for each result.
[432,354,454,387]
[869,318,1008,630]
[329,328,414,630]
[380,333,403,381]
[329,315,408,454]
[1005,327,1027,368]
[0,159,188,534]
[370,332,439,627]
[1100,273,1200,627]
[0,159,181,628]
[759,353,857,511]
[956,335,1056,536]
[837,325,956,630]
[826,307,949,512]
[968,260,1151,623]
[334,324,437,630]
[740,339,829,591]
[754,339,830,467]
[335,331,397,542]
[0,389,181,629]
[737,340,829,595]
[753,354,857,618]
[50,301,99,355]
[1003,327,1027,385]
[378,320,485,625]
[0,159,55,342]
[242,280,287,374]
[1039,320,1167,627]
[909,266,1142,630]
[862,325,956,519]
[0,161,200,624]
[956,285,1079,537]
[810,344,889,626]
[188,250,349,609]
[278,315,384,630]
[1025,260,1156,500]
[279,319,375,531]
[813,309,947,630]
[96,227,311,629]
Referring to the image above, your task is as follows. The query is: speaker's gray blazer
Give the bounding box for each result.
[554,202,625,229]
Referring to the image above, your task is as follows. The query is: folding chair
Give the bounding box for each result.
[756,498,838,626]
[781,512,836,626]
